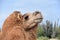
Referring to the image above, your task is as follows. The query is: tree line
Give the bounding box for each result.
[37,20,60,39]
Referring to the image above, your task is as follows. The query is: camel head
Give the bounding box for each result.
[23,11,43,30]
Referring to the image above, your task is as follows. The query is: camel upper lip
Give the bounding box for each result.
[35,18,43,20]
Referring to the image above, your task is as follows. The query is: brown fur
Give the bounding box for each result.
[2,11,23,35]
[0,11,43,40]
[0,11,28,40]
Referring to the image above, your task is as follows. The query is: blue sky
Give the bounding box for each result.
[0,0,60,28]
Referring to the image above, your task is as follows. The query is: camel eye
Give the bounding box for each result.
[24,16,29,20]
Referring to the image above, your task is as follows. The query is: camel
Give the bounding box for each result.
[23,11,43,40]
[0,11,43,40]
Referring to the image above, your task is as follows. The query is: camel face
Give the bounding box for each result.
[23,11,43,29]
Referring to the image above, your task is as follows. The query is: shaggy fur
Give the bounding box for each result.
[0,11,43,40]
[0,11,28,40]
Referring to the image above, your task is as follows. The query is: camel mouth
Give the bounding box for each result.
[35,18,43,20]
[34,18,43,23]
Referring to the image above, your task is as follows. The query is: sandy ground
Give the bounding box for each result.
[49,38,59,40]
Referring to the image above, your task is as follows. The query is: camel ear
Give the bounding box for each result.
[13,11,22,20]
[17,13,21,20]
[13,11,22,19]
[17,12,23,21]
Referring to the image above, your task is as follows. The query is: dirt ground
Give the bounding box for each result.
[49,38,59,40]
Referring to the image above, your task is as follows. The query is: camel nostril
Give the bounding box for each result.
[35,13,39,15]
[35,11,40,14]
[34,11,40,15]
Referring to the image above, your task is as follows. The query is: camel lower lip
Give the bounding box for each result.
[35,18,43,20]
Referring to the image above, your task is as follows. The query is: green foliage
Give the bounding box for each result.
[37,36,49,40]
[56,26,60,39]
[37,20,60,39]
[37,26,44,37]
[43,20,53,38]
[51,21,57,38]
[56,26,60,35]
[57,35,60,39]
